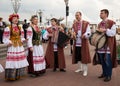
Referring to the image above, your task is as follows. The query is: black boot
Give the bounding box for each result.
[60,69,66,72]
[104,77,111,82]
[98,74,105,78]
[53,68,57,72]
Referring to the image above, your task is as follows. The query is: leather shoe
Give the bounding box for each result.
[60,69,66,72]
[104,77,111,82]
[53,68,57,72]
[98,74,105,78]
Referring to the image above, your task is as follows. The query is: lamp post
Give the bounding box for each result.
[11,0,21,14]
[38,9,43,26]
[64,0,69,27]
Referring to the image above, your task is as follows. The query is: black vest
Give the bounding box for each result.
[32,27,42,46]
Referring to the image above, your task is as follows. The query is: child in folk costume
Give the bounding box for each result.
[43,18,66,72]
[3,14,29,81]
[0,64,4,73]
[27,15,46,77]
[72,12,91,76]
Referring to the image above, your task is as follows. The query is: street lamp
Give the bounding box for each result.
[11,0,21,14]
[64,0,69,27]
[38,9,43,26]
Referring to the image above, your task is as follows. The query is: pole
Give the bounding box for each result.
[38,10,42,26]
[66,15,68,26]
[40,15,42,26]
[65,2,69,27]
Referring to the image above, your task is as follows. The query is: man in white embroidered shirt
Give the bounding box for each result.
[93,9,117,82]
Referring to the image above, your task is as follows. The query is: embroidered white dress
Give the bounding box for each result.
[27,26,46,71]
[3,27,29,69]
[3,26,29,80]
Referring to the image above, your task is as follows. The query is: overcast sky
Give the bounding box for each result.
[0,0,120,24]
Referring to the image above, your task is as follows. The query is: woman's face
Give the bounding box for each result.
[32,17,38,25]
[51,20,57,26]
[12,17,19,24]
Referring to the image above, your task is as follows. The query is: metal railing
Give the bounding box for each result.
[0,42,27,59]
[0,44,7,58]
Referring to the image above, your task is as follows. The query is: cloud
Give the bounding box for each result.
[0,0,120,24]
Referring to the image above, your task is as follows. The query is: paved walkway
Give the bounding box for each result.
[0,43,120,86]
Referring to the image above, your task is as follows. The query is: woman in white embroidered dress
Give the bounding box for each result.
[3,14,29,81]
[27,15,46,77]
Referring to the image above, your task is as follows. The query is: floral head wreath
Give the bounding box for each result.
[9,13,19,22]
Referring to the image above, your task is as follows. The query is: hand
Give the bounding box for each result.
[72,32,76,36]
[97,28,107,33]
[82,35,86,39]
[72,32,76,39]
[8,42,13,47]
[25,39,28,42]
[30,47,33,52]
[23,39,28,42]
[101,28,107,32]
[47,34,53,37]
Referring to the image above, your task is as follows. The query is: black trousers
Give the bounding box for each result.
[75,47,82,63]
[70,39,73,54]
[0,29,3,43]
[54,51,59,68]
[70,39,73,45]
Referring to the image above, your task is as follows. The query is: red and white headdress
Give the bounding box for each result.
[9,13,19,22]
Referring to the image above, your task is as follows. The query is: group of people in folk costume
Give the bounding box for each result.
[0,9,117,82]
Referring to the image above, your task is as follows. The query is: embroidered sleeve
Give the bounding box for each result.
[20,27,25,42]
[3,27,12,45]
[27,27,33,48]
[106,24,116,37]
[83,24,91,38]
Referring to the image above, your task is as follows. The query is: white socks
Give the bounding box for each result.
[75,61,83,73]
[83,64,88,76]
[75,62,88,76]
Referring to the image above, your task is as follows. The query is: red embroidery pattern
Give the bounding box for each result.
[7,51,25,54]
[7,55,26,61]
[3,31,10,37]
[27,31,32,36]
[33,56,45,64]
